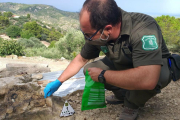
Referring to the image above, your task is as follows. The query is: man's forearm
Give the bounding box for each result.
[104,65,161,90]
[58,54,89,83]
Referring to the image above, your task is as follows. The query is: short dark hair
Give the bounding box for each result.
[81,0,121,30]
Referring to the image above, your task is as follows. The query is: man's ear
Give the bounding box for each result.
[104,25,113,35]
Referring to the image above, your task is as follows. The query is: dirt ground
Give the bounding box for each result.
[1,56,180,120]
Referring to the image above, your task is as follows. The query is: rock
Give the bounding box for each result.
[6,106,13,114]
[19,74,32,83]
[32,79,38,82]
[0,76,63,120]
[33,99,46,107]
[32,74,43,80]
[60,57,66,61]
[77,93,80,97]
[4,63,50,77]
[46,97,53,107]
[0,68,6,73]
[38,80,50,86]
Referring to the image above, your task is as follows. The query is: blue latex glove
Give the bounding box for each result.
[44,79,62,98]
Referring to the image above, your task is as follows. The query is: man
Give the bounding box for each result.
[44,0,172,119]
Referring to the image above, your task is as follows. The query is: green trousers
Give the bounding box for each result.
[83,57,171,109]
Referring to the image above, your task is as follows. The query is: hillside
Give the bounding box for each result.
[0,2,79,31]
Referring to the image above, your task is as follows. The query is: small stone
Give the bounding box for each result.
[60,57,66,61]
[6,107,13,114]
[77,93,80,97]
[76,100,80,104]
[32,79,38,82]
[46,98,53,107]
[43,104,47,108]
[32,74,43,80]
[175,103,178,105]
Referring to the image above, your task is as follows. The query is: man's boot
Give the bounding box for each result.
[119,106,139,120]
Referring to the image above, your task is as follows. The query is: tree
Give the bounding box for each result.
[0,16,10,29]
[3,12,13,18]
[27,14,30,19]
[21,30,35,39]
[155,15,180,45]
[22,21,42,39]
[48,30,63,42]
[6,25,22,38]
[41,34,47,40]
[0,12,2,16]
[56,29,85,59]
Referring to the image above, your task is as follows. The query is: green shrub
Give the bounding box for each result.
[167,44,180,53]
[0,16,10,28]
[0,39,24,56]
[17,37,45,48]
[29,37,45,48]
[3,12,13,18]
[56,29,85,60]
[21,30,35,39]
[0,37,3,42]
[17,38,35,48]
[24,47,62,59]
[41,33,47,41]
[48,41,56,48]
[6,25,22,38]
[0,29,6,35]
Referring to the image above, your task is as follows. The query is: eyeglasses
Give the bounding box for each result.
[81,28,101,41]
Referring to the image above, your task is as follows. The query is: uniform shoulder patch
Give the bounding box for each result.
[141,35,158,50]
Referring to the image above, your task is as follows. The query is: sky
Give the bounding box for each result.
[1,0,180,16]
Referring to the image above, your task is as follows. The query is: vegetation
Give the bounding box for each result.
[0,3,180,60]
[24,29,85,60]
[0,2,79,30]
[0,11,64,41]
[56,29,85,59]
[6,25,21,38]
[17,37,45,48]
[27,14,30,19]
[0,39,24,56]
[3,11,13,18]
[20,30,35,39]
[0,16,10,29]
[22,21,42,39]
[155,15,180,52]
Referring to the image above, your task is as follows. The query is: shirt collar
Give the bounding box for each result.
[119,8,132,37]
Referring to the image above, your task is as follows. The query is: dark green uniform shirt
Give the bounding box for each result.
[81,8,170,70]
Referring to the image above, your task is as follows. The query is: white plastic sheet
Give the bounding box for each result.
[41,69,85,97]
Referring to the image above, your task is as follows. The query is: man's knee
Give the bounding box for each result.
[83,63,93,74]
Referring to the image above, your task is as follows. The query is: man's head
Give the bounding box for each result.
[80,0,122,44]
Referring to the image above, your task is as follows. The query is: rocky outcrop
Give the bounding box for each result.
[0,63,50,78]
[0,74,64,120]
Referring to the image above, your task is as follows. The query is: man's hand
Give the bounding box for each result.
[44,79,62,98]
[88,67,103,82]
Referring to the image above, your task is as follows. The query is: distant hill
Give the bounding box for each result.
[0,2,80,31]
